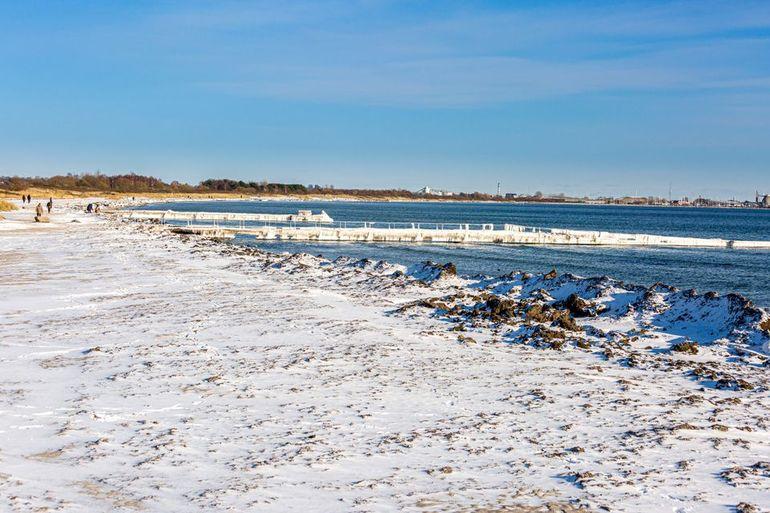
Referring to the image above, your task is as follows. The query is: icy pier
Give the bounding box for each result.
[122,208,334,224]
[117,211,770,248]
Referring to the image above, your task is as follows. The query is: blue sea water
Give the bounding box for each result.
[139,200,770,307]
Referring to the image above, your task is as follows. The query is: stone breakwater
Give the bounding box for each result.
[122,208,334,224]
[153,220,770,248]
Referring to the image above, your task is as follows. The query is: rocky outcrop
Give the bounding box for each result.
[406,261,458,283]
[556,293,607,318]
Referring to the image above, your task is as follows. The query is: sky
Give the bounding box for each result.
[1,0,769,199]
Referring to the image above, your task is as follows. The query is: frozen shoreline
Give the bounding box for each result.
[1,200,768,512]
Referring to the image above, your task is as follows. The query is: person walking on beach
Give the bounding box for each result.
[21,194,26,204]
[46,197,53,214]
[27,194,31,204]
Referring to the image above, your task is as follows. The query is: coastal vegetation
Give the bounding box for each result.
[3,174,763,208]
[1,173,196,194]
[0,199,17,211]
[0,173,518,201]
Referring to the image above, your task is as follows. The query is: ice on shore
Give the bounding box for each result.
[0,202,768,512]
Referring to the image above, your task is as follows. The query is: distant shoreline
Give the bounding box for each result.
[3,187,769,211]
[132,195,770,212]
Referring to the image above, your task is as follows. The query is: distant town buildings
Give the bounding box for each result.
[415,186,455,197]
[412,185,770,208]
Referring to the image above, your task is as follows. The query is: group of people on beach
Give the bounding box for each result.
[20,194,53,214]
[19,194,107,216]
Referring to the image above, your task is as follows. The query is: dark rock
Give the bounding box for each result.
[671,341,699,354]
[715,377,754,391]
[407,261,457,283]
[557,293,607,318]
[526,304,582,332]
[736,503,758,513]
[486,296,519,319]
[457,334,477,345]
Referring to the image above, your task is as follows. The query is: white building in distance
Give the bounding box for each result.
[415,186,455,197]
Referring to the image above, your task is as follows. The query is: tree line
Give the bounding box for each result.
[0,173,514,200]
[1,173,195,193]
[1,172,577,203]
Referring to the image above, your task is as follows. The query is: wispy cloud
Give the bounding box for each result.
[4,0,767,107]
[132,0,770,106]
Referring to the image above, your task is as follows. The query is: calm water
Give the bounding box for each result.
[140,200,770,306]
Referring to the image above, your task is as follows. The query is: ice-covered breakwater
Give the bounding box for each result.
[122,208,334,224]
[501,224,770,249]
[126,209,770,248]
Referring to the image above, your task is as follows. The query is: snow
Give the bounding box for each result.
[0,200,768,512]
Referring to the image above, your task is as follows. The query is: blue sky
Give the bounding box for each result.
[1,0,769,198]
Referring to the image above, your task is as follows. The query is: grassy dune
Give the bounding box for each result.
[0,199,18,211]
[0,188,259,200]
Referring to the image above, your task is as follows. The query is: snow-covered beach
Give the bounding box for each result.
[1,200,768,512]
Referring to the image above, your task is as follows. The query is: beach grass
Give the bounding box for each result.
[0,199,17,211]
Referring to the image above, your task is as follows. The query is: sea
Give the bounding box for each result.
[138,200,770,307]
